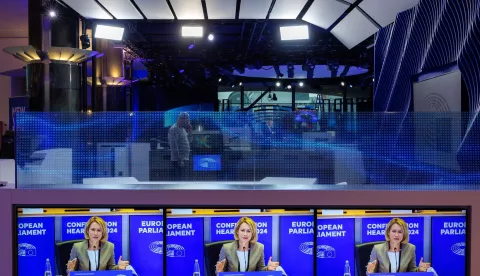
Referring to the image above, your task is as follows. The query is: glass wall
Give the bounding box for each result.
[14,111,480,189]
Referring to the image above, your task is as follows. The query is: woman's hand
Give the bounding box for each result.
[367,260,377,274]
[117,256,130,270]
[67,258,77,272]
[216,258,226,272]
[418,258,431,272]
[267,256,279,271]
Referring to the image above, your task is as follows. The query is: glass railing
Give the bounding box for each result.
[14,111,480,189]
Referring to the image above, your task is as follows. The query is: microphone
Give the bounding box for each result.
[394,248,398,272]
[243,247,247,272]
[93,245,98,271]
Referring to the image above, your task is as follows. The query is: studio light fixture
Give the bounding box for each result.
[280,25,309,41]
[208,34,214,41]
[182,26,203,37]
[95,25,124,41]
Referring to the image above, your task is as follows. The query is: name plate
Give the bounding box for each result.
[70,271,132,276]
[219,272,282,276]
[371,273,434,276]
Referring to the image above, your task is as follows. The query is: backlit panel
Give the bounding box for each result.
[131,0,174,19]
[97,0,143,19]
[359,0,419,27]
[239,0,273,19]
[169,0,205,19]
[269,0,309,19]
[331,8,379,49]
[205,0,236,19]
[62,0,113,19]
[302,0,349,29]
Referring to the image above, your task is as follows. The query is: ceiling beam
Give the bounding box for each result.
[129,0,147,20]
[201,0,209,19]
[296,0,315,20]
[165,0,178,20]
[235,0,241,20]
[327,0,364,32]
[92,0,116,19]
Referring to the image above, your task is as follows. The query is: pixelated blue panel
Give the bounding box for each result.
[14,112,480,189]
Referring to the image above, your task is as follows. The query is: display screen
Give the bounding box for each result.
[15,207,468,276]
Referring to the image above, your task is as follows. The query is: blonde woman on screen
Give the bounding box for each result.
[66,216,129,274]
[367,218,431,274]
[215,217,280,274]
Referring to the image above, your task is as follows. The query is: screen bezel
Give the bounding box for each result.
[13,204,471,276]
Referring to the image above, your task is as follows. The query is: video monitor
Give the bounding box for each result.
[315,208,468,276]
[15,206,468,276]
[165,208,315,276]
[16,207,165,276]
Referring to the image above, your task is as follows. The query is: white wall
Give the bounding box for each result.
[0,38,28,130]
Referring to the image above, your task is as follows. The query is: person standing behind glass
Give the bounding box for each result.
[367,218,431,274]
[168,112,193,180]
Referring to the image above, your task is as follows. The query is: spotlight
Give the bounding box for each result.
[188,44,195,50]
[373,78,375,82]
[349,85,353,88]
[341,82,345,87]
[208,34,214,41]
[274,64,284,78]
[287,85,292,89]
[299,82,304,87]
[276,81,281,87]
[218,78,222,82]
[80,34,90,49]
[49,11,56,17]
[287,63,295,78]
[239,82,243,86]
[179,69,185,74]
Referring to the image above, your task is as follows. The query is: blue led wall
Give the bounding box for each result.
[14,111,480,187]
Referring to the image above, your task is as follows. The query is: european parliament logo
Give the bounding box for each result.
[451,242,465,256]
[18,243,37,256]
[193,155,221,171]
[149,241,163,254]
[167,244,186,257]
[317,245,336,258]
[299,242,336,258]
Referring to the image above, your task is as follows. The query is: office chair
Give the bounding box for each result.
[355,241,384,276]
[204,240,234,276]
[55,239,85,276]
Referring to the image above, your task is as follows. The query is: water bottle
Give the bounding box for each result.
[344,260,351,276]
[193,259,201,276]
[44,258,52,276]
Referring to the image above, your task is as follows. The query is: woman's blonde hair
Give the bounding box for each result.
[84,216,108,243]
[385,218,409,244]
[233,217,258,244]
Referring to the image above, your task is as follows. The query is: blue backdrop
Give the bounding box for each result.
[129,215,164,276]
[61,216,123,262]
[362,217,424,265]
[279,215,314,276]
[17,217,55,276]
[166,217,204,276]
[431,216,466,276]
[317,218,355,276]
[210,216,273,263]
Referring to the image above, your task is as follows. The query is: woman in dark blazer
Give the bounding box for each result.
[66,216,129,274]
[367,218,431,274]
[215,217,279,274]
